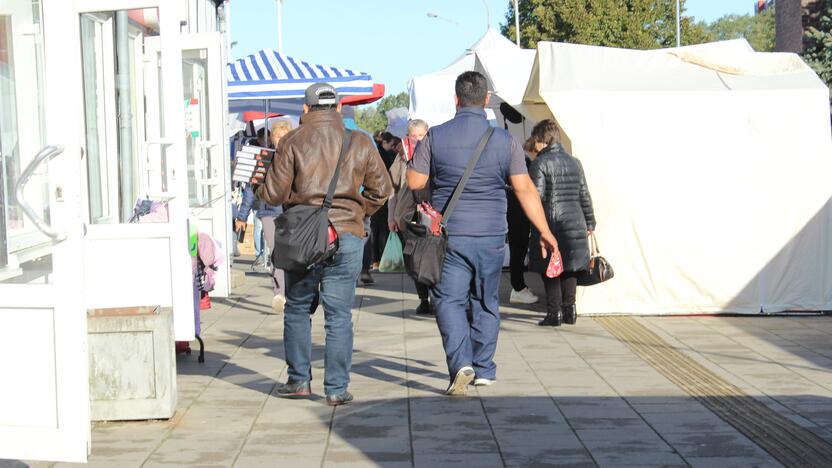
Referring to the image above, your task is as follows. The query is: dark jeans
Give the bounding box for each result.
[507,210,531,292]
[432,235,505,381]
[542,272,578,313]
[283,233,363,396]
[397,232,430,301]
[371,211,390,264]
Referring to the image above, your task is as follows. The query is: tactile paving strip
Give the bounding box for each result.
[596,316,832,468]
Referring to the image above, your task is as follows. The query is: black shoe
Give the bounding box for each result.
[538,310,563,327]
[563,305,577,325]
[360,270,375,285]
[416,300,434,315]
[326,390,354,406]
[275,380,311,399]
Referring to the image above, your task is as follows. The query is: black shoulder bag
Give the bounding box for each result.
[272,129,352,274]
[402,127,494,286]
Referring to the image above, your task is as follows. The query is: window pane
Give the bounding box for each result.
[0,0,51,284]
[79,8,160,224]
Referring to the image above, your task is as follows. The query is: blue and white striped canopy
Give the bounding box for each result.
[227,50,375,114]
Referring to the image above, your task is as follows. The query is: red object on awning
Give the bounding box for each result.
[242,112,282,122]
[341,83,386,106]
[240,83,385,122]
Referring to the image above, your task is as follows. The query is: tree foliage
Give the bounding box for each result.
[803,0,832,103]
[354,92,410,135]
[702,9,776,52]
[501,0,710,50]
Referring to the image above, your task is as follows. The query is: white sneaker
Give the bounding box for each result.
[474,378,495,387]
[272,294,286,314]
[510,287,539,304]
[445,366,475,396]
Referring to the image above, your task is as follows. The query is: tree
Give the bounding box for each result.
[501,0,710,50]
[703,9,776,52]
[803,0,832,103]
[355,92,409,135]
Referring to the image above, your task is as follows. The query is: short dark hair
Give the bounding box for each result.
[309,103,337,112]
[531,119,562,147]
[381,132,397,143]
[455,71,488,108]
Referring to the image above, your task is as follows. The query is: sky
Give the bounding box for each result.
[230,0,757,96]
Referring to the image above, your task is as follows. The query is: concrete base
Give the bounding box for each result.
[87,306,176,421]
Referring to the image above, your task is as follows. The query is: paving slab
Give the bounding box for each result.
[10,266,832,467]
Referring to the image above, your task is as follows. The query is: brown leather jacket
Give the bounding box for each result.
[257,109,393,238]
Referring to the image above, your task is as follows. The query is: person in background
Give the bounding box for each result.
[258,83,392,405]
[388,119,434,315]
[528,119,596,327]
[235,120,294,313]
[407,72,557,395]
[369,132,400,265]
[506,137,543,305]
[241,127,272,264]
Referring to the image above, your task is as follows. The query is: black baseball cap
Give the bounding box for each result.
[304,82,339,106]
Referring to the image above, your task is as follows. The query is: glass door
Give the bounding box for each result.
[78,0,195,342]
[0,0,90,462]
[181,33,231,297]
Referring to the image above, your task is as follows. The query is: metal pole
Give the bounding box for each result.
[480,0,491,31]
[676,0,681,47]
[116,11,135,220]
[514,0,520,47]
[276,0,284,53]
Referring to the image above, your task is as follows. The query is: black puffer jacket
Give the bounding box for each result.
[528,144,596,273]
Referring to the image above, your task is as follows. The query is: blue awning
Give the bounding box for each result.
[227,50,376,114]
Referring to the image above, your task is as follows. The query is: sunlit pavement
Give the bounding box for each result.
[7,258,832,467]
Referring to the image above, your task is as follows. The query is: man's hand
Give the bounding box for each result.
[388,219,399,232]
[540,230,559,258]
[234,219,246,233]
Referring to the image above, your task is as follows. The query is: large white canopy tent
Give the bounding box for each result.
[473,46,538,142]
[520,39,832,315]
[408,28,518,127]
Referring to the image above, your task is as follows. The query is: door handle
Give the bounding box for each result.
[13,145,66,242]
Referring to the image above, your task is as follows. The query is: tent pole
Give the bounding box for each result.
[264,99,270,145]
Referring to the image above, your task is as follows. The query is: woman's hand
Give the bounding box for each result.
[388,219,399,232]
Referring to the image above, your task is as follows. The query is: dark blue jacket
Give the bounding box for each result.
[428,107,514,237]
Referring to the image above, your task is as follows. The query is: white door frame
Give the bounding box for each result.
[181,32,231,297]
[0,0,89,462]
[77,0,195,341]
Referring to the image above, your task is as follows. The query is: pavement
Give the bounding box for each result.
[6,259,832,467]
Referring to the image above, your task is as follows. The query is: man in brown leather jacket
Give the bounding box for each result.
[257,83,392,406]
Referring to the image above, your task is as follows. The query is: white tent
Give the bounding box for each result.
[408,29,518,127]
[474,46,538,142]
[522,39,832,315]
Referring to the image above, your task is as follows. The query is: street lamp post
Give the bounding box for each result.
[276,0,284,53]
[514,0,520,46]
[480,0,491,31]
[676,0,681,47]
[426,12,461,27]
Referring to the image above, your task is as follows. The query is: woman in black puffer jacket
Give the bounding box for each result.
[528,119,596,327]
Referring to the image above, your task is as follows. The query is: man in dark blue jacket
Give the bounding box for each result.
[408,71,557,396]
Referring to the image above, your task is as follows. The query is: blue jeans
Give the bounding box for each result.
[283,233,363,395]
[253,215,264,258]
[432,235,505,381]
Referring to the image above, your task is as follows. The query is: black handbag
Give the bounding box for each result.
[402,127,494,287]
[272,129,352,274]
[577,232,614,286]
